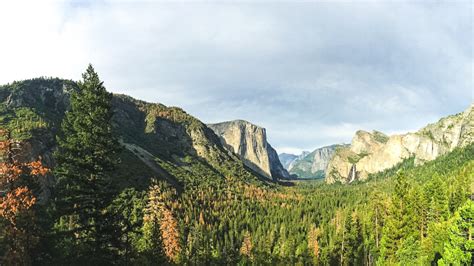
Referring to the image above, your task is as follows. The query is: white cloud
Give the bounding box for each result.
[0,1,87,82]
[0,1,471,154]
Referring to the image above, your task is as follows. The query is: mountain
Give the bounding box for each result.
[0,78,270,197]
[278,151,310,170]
[2,78,473,265]
[326,104,474,184]
[207,120,290,180]
[288,144,347,179]
[278,153,298,169]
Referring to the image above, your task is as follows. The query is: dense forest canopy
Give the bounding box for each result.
[0,68,472,265]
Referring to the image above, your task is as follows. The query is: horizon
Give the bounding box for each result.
[1,2,473,265]
[0,1,472,154]
[1,76,471,155]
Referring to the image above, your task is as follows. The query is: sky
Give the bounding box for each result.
[0,0,472,154]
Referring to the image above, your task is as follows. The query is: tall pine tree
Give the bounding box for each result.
[53,65,121,263]
[379,173,413,264]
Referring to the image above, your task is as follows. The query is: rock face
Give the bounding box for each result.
[326,104,474,184]
[279,153,298,169]
[208,120,290,180]
[279,151,311,171]
[289,145,347,179]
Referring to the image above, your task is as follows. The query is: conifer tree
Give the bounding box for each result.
[308,225,322,264]
[379,173,411,264]
[139,188,165,263]
[348,213,363,264]
[424,174,449,223]
[107,188,146,264]
[53,65,120,262]
[140,181,181,264]
[240,230,253,260]
[438,200,473,265]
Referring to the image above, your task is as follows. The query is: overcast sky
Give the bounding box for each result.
[0,1,472,154]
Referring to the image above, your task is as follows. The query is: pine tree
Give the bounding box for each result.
[139,188,164,263]
[438,200,473,265]
[424,174,449,223]
[107,188,146,264]
[160,206,180,262]
[396,235,422,265]
[240,230,253,260]
[341,212,356,266]
[347,212,363,265]
[308,225,322,264]
[53,65,121,262]
[185,224,208,264]
[140,181,181,264]
[379,173,412,264]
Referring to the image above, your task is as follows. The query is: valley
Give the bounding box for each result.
[0,72,472,265]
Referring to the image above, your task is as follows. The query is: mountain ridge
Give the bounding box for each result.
[326,103,474,184]
[288,144,348,179]
[0,78,273,197]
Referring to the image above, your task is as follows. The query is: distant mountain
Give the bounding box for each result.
[326,104,474,184]
[287,145,348,179]
[208,120,290,180]
[278,153,298,169]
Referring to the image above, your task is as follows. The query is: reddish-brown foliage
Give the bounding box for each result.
[308,225,322,259]
[240,231,253,259]
[0,130,49,264]
[145,182,181,263]
[0,187,36,227]
[159,207,181,262]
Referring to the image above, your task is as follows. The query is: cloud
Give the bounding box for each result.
[0,1,472,154]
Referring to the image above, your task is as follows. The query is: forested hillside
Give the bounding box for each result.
[0,68,472,265]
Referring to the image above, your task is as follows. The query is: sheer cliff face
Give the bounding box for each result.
[267,143,291,180]
[326,104,474,184]
[207,120,290,180]
[288,145,344,179]
[309,146,340,174]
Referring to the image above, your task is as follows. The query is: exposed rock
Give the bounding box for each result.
[289,144,347,179]
[279,153,298,169]
[310,145,342,174]
[289,151,310,170]
[208,120,290,180]
[326,104,474,184]
[268,144,291,179]
[111,95,245,177]
[0,79,77,201]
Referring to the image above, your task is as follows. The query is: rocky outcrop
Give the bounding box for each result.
[289,144,347,179]
[208,120,290,180]
[326,104,474,184]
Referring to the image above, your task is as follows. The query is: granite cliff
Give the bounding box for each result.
[326,104,474,184]
[208,120,290,180]
[289,144,347,179]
